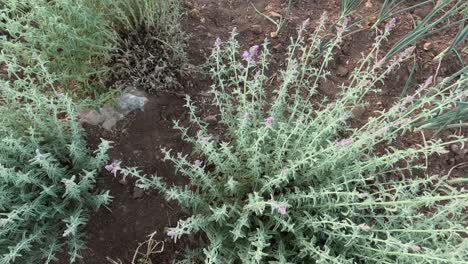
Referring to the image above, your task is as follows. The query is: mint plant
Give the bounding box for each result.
[122,16,467,263]
[0,84,111,263]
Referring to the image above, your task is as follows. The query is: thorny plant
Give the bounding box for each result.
[119,15,467,263]
[0,84,111,263]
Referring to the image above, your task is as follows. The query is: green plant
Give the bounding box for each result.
[0,0,117,98]
[121,15,467,263]
[0,83,112,263]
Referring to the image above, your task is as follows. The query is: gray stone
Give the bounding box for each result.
[132,186,145,199]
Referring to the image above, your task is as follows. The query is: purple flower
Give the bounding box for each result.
[201,136,209,145]
[214,37,222,48]
[166,228,177,239]
[272,203,288,215]
[242,45,260,63]
[105,160,121,177]
[385,17,397,33]
[335,138,353,146]
[242,50,250,61]
[249,45,259,58]
[264,116,274,127]
[194,159,202,168]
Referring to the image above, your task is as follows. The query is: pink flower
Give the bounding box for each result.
[201,136,209,145]
[264,116,274,127]
[272,203,288,215]
[277,206,287,215]
[335,138,353,146]
[242,45,260,63]
[214,37,222,48]
[194,160,202,168]
[385,17,397,33]
[105,160,121,177]
[242,50,250,60]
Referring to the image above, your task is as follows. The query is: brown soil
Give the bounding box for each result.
[63,1,467,263]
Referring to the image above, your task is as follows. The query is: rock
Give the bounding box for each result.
[132,186,145,199]
[203,115,218,125]
[337,65,349,77]
[352,106,366,119]
[118,178,127,185]
[450,144,460,154]
[199,90,212,97]
[117,93,148,115]
[423,42,433,51]
[252,24,262,34]
[365,0,373,8]
[102,117,118,131]
[79,110,105,125]
[269,11,282,19]
[270,31,278,38]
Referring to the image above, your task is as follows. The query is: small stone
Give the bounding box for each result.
[79,110,105,125]
[269,11,282,18]
[368,16,377,26]
[423,42,433,51]
[365,0,373,8]
[199,90,212,97]
[190,8,201,19]
[132,186,145,199]
[337,65,349,77]
[270,31,278,38]
[102,118,118,131]
[252,25,262,34]
[203,115,217,125]
[352,106,366,119]
[273,43,282,50]
[118,178,127,185]
[449,144,460,154]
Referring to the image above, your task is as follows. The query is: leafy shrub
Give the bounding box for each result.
[121,15,468,263]
[0,0,117,97]
[0,84,111,263]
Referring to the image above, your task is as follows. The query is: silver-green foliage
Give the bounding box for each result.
[0,0,116,97]
[0,84,111,263]
[123,16,468,263]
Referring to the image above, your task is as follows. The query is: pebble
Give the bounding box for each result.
[337,65,349,77]
[270,31,278,38]
[132,186,145,199]
[449,144,460,154]
[252,25,262,34]
[203,115,218,125]
[423,42,433,51]
[118,178,127,185]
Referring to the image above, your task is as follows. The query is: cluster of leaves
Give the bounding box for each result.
[0,0,188,98]
[0,0,117,98]
[0,83,111,263]
[122,15,467,263]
